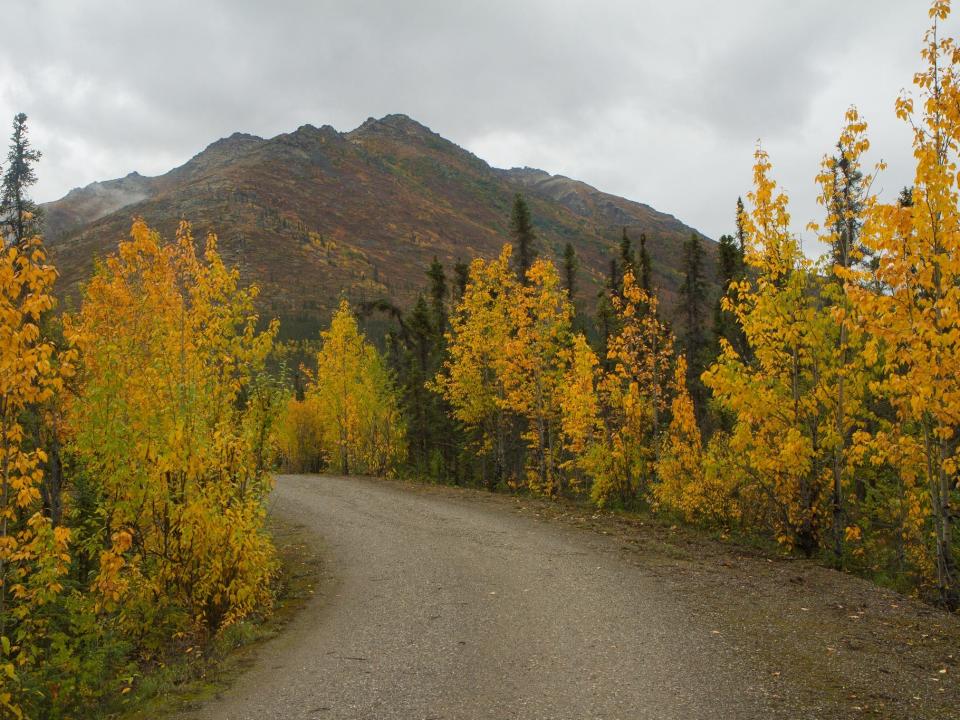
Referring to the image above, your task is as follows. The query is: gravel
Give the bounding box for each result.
[175,474,959,720]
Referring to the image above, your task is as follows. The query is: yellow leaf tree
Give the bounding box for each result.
[501,259,574,496]
[561,272,674,507]
[0,238,74,717]
[292,299,405,476]
[68,219,278,635]
[845,1,960,607]
[432,247,518,488]
[704,149,840,555]
[654,355,705,517]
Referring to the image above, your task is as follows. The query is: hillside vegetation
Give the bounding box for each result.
[41,114,712,338]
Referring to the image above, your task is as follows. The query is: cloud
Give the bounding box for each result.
[0,0,936,249]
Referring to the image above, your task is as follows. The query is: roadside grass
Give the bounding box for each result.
[97,516,323,720]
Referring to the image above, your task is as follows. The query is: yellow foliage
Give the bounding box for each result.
[654,356,705,518]
[704,150,843,555]
[501,259,574,495]
[276,396,327,473]
[67,219,278,634]
[0,237,75,717]
[560,272,673,507]
[844,1,960,604]
[432,247,518,486]
[294,299,406,476]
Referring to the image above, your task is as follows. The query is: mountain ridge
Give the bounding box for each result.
[41,113,714,337]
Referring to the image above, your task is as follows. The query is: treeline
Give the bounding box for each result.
[283,4,960,611]
[1,116,282,716]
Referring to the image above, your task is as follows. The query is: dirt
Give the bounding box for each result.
[170,475,958,720]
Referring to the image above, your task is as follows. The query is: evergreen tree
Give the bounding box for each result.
[680,233,708,411]
[396,295,441,475]
[427,256,448,333]
[595,291,616,372]
[712,202,749,362]
[735,196,747,260]
[595,258,622,372]
[716,233,740,285]
[1,113,42,247]
[510,193,536,282]
[619,227,635,279]
[898,185,914,208]
[637,232,652,292]
[562,241,578,301]
[453,259,470,302]
[824,140,870,271]
[814,108,874,566]
[712,234,741,355]
[385,260,465,483]
[608,257,620,298]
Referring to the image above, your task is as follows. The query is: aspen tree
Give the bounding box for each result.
[846,0,960,606]
[561,272,673,507]
[704,149,836,555]
[69,220,278,633]
[502,259,574,495]
[302,299,405,476]
[432,247,518,488]
[0,238,73,717]
[654,356,705,517]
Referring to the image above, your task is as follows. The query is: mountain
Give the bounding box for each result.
[42,113,714,338]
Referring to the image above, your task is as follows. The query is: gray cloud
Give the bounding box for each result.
[1,0,937,248]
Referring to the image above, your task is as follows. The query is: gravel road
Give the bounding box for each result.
[175,475,957,720]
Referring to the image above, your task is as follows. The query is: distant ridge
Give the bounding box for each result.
[41,114,714,337]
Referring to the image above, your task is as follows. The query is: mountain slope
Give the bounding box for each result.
[42,114,713,337]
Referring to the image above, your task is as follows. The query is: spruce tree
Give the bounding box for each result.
[608,257,620,298]
[716,233,740,284]
[387,259,465,483]
[735,196,747,261]
[595,256,623,372]
[712,234,740,354]
[637,232,652,292]
[713,202,750,363]
[1,113,42,247]
[510,193,536,282]
[595,291,616,372]
[681,234,706,343]
[562,242,578,301]
[402,295,437,472]
[619,227,635,279]
[680,233,708,411]
[825,141,871,272]
[898,186,914,208]
[453,260,470,302]
[427,257,448,334]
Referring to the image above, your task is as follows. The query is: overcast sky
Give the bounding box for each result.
[1,1,938,249]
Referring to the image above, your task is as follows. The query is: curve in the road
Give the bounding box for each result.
[178,474,790,720]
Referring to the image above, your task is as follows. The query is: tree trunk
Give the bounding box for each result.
[936,440,959,609]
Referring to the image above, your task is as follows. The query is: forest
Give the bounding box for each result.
[2,2,960,718]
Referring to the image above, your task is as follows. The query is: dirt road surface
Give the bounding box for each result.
[176,475,959,720]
